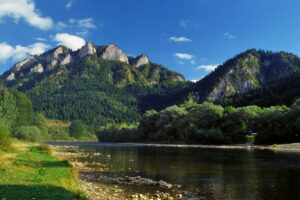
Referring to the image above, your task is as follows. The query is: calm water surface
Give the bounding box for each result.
[64,143,300,200]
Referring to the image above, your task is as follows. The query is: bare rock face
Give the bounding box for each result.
[101,44,129,64]
[134,54,150,67]
[6,72,15,81]
[43,46,72,70]
[78,42,97,58]
[30,63,44,73]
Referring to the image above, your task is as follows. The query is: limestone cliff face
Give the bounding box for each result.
[79,42,97,58]
[100,44,129,64]
[2,42,184,90]
[133,54,150,67]
[4,46,72,81]
[193,49,300,102]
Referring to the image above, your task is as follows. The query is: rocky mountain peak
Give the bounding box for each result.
[134,54,150,67]
[100,44,129,64]
[78,41,97,58]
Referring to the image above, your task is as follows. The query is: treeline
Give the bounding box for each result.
[0,88,94,149]
[97,99,300,144]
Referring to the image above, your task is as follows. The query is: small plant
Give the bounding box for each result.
[272,144,278,148]
[29,144,52,155]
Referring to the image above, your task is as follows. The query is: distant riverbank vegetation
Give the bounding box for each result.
[98,98,300,145]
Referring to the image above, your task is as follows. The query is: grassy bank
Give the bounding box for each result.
[0,140,87,200]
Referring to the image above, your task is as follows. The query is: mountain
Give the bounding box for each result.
[3,46,300,130]
[1,42,186,129]
[190,49,300,104]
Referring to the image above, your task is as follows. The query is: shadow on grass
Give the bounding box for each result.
[0,184,85,200]
[15,159,71,168]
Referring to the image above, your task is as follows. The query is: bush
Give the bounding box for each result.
[0,122,11,148]
[13,126,42,142]
[48,127,70,141]
[29,144,52,155]
[69,120,86,138]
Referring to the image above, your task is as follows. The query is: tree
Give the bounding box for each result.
[69,120,85,138]
[13,126,42,142]
[0,121,11,147]
[13,91,34,126]
[35,113,48,138]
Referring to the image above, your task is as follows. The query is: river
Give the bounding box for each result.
[49,142,300,200]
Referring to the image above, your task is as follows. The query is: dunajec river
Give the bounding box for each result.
[51,142,300,200]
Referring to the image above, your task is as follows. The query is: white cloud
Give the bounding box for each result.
[169,36,192,43]
[56,18,97,35]
[54,33,85,51]
[0,0,53,30]
[55,21,67,30]
[34,37,47,42]
[197,64,219,72]
[69,18,96,29]
[224,32,235,39]
[190,60,196,65]
[66,0,73,9]
[0,43,14,63]
[179,20,190,28]
[0,42,50,63]
[174,53,194,60]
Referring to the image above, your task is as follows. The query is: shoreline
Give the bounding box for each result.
[47,141,300,153]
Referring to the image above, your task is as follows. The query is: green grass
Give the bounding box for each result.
[0,141,87,200]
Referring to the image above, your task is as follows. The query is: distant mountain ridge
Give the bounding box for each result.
[190,49,300,103]
[2,42,184,86]
[1,42,186,129]
[2,46,300,129]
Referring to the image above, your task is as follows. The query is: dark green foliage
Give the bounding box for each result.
[29,144,52,155]
[0,89,17,129]
[3,55,186,130]
[0,88,35,130]
[48,127,70,141]
[13,91,34,126]
[98,123,138,142]
[254,106,300,144]
[34,113,48,138]
[0,122,11,147]
[98,101,300,145]
[13,126,42,142]
[69,120,85,138]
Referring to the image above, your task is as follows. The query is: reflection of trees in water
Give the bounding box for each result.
[82,146,300,200]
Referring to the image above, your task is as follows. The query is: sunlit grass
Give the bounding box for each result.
[0,140,87,200]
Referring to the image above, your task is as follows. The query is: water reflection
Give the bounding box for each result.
[79,145,300,200]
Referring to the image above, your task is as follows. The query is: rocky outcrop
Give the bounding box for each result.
[30,63,44,73]
[78,42,97,58]
[133,54,150,67]
[100,44,129,64]
[193,49,300,102]
[44,46,72,70]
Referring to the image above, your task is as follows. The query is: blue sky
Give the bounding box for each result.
[0,0,300,81]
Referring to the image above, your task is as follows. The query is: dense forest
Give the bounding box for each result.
[98,98,300,145]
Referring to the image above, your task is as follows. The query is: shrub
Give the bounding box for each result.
[13,126,42,142]
[48,127,70,141]
[29,144,52,155]
[69,120,85,138]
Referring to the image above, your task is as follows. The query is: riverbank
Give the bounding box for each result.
[47,141,300,153]
[51,145,197,200]
[0,141,86,200]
